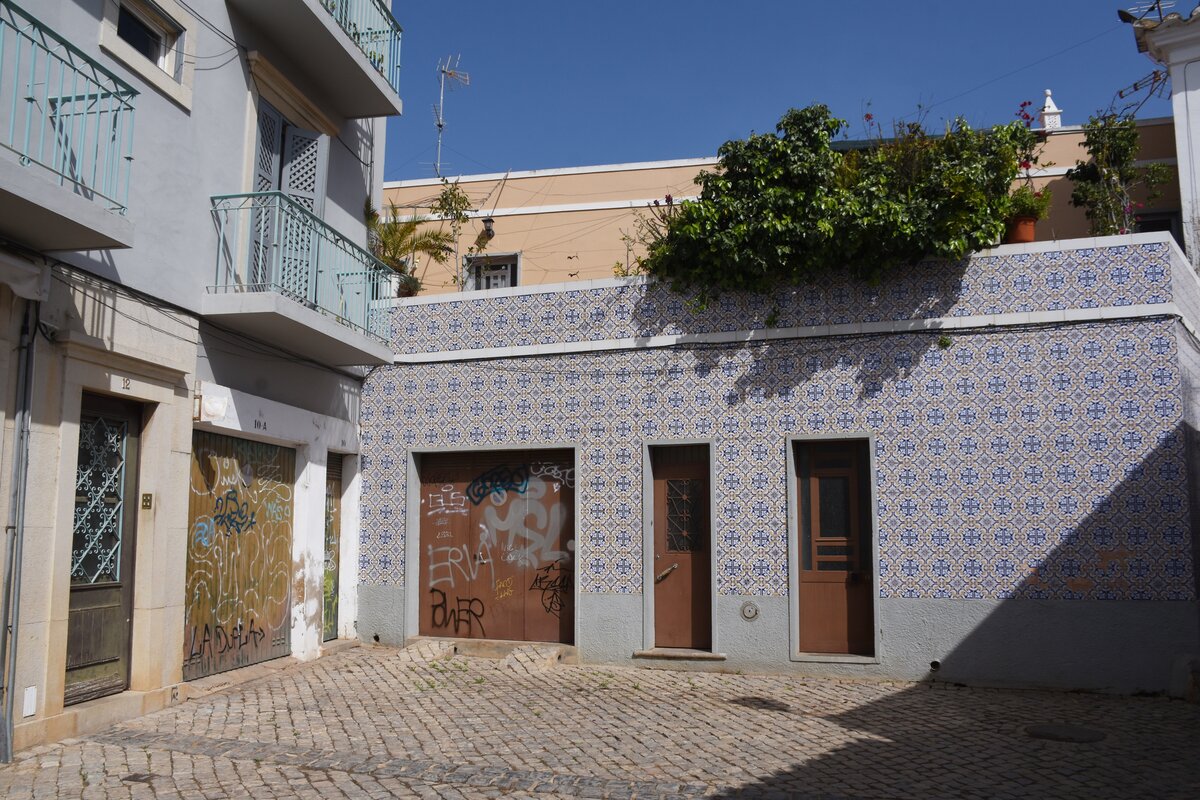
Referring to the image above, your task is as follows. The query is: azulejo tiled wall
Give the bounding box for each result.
[391,243,1176,355]
[361,241,1196,602]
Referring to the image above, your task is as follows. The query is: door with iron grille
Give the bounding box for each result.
[795,440,874,655]
[184,431,295,679]
[65,394,141,705]
[651,444,711,650]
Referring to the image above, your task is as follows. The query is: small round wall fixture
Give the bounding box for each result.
[740,601,759,621]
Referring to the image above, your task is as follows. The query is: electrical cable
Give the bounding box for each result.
[906,24,1126,120]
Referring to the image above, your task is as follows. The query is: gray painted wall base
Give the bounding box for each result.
[357,587,1199,696]
[356,584,407,646]
[576,593,643,663]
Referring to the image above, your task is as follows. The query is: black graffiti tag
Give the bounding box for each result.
[465,464,529,505]
[529,561,571,618]
[186,618,266,661]
[429,588,487,636]
[212,488,256,535]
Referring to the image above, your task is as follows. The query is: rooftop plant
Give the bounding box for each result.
[365,200,455,297]
[1066,111,1171,235]
[1007,184,1052,220]
[640,104,1035,302]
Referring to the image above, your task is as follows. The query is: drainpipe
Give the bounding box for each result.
[0,299,38,762]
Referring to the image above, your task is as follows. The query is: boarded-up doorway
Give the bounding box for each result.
[184,431,296,679]
[65,394,141,705]
[418,450,575,643]
[795,439,874,655]
[651,444,711,650]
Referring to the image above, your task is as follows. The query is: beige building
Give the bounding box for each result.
[384,99,1182,295]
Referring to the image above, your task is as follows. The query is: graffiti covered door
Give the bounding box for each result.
[65,394,141,705]
[418,450,575,643]
[650,444,712,650]
[323,455,342,642]
[184,431,296,679]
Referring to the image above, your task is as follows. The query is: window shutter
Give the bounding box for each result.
[255,102,283,192]
[281,126,327,216]
[250,102,285,286]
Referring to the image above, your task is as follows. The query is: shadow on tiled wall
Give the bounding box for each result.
[630,259,971,406]
[711,430,1200,799]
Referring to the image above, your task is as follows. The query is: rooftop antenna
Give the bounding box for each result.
[1118,1,1173,23]
[433,55,470,178]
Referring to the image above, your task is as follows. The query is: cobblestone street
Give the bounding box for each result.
[1,642,1197,799]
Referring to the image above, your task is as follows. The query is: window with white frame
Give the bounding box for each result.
[465,254,519,290]
[100,0,196,108]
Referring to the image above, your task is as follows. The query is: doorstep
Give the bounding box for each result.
[633,648,727,661]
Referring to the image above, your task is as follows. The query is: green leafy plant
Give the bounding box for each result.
[1007,184,1052,220]
[429,178,490,284]
[1066,112,1172,235]
[613,195,678,277]
[365,200,454,297]
[641,104,1033,302]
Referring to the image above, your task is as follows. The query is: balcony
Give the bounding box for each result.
[227,0,402,119]
[0,1,136,251]
[206,192,395,366]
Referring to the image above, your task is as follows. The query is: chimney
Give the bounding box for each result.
[1039,89,1063,130]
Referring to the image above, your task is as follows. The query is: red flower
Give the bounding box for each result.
[1019,160,1032,169]
[864,113,874,122]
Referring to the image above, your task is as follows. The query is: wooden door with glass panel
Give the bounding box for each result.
[796,440,873,655]
[65,394,141,705]
[651,444,711,650]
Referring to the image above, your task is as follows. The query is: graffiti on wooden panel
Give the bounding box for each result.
[421,453,575,642]
[184,432,295,679]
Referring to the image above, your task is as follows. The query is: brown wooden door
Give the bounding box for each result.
[184,432,296,679]
[419,451,574,643]
[796,440,874,655]
[652,445,711,650]
[65,394,141,706]
[322,455,342,642]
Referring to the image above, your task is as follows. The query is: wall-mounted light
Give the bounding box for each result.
[482,217,495,239]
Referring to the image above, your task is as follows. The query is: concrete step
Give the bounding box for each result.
[405,636,577,666]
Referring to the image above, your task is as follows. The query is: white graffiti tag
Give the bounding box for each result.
[530,462,576,489]
[482,476,574,568]
[427,525,495,589]
[426,484,468,516]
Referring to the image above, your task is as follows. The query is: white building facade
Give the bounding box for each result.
[0,0,401,756]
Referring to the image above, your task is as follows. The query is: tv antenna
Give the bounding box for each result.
[433,55,470,178]
[1118,2,1174,23]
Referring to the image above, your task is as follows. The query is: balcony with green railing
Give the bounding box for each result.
[227,0,402,119]
[0,0,137,250]
[319,0,401,96]
[206,192,395,366]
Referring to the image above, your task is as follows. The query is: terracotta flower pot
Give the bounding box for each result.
[1004,216,1037,244]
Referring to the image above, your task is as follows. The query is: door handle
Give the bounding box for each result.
[655,563,679,583]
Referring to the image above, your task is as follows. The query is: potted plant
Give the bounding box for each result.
[365,200,455,297]
[1004,184,1051,244]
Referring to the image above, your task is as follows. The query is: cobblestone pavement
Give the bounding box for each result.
[2,641,1197,799]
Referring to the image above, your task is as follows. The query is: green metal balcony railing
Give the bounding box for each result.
[320,0,402,95]
[0,1,136,213]
[211,192,393,341]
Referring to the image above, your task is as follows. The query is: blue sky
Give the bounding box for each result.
[383,1,1179,181]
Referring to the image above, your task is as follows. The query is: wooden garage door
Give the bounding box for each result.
[419,450,575,643]
[184,431,295,679]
